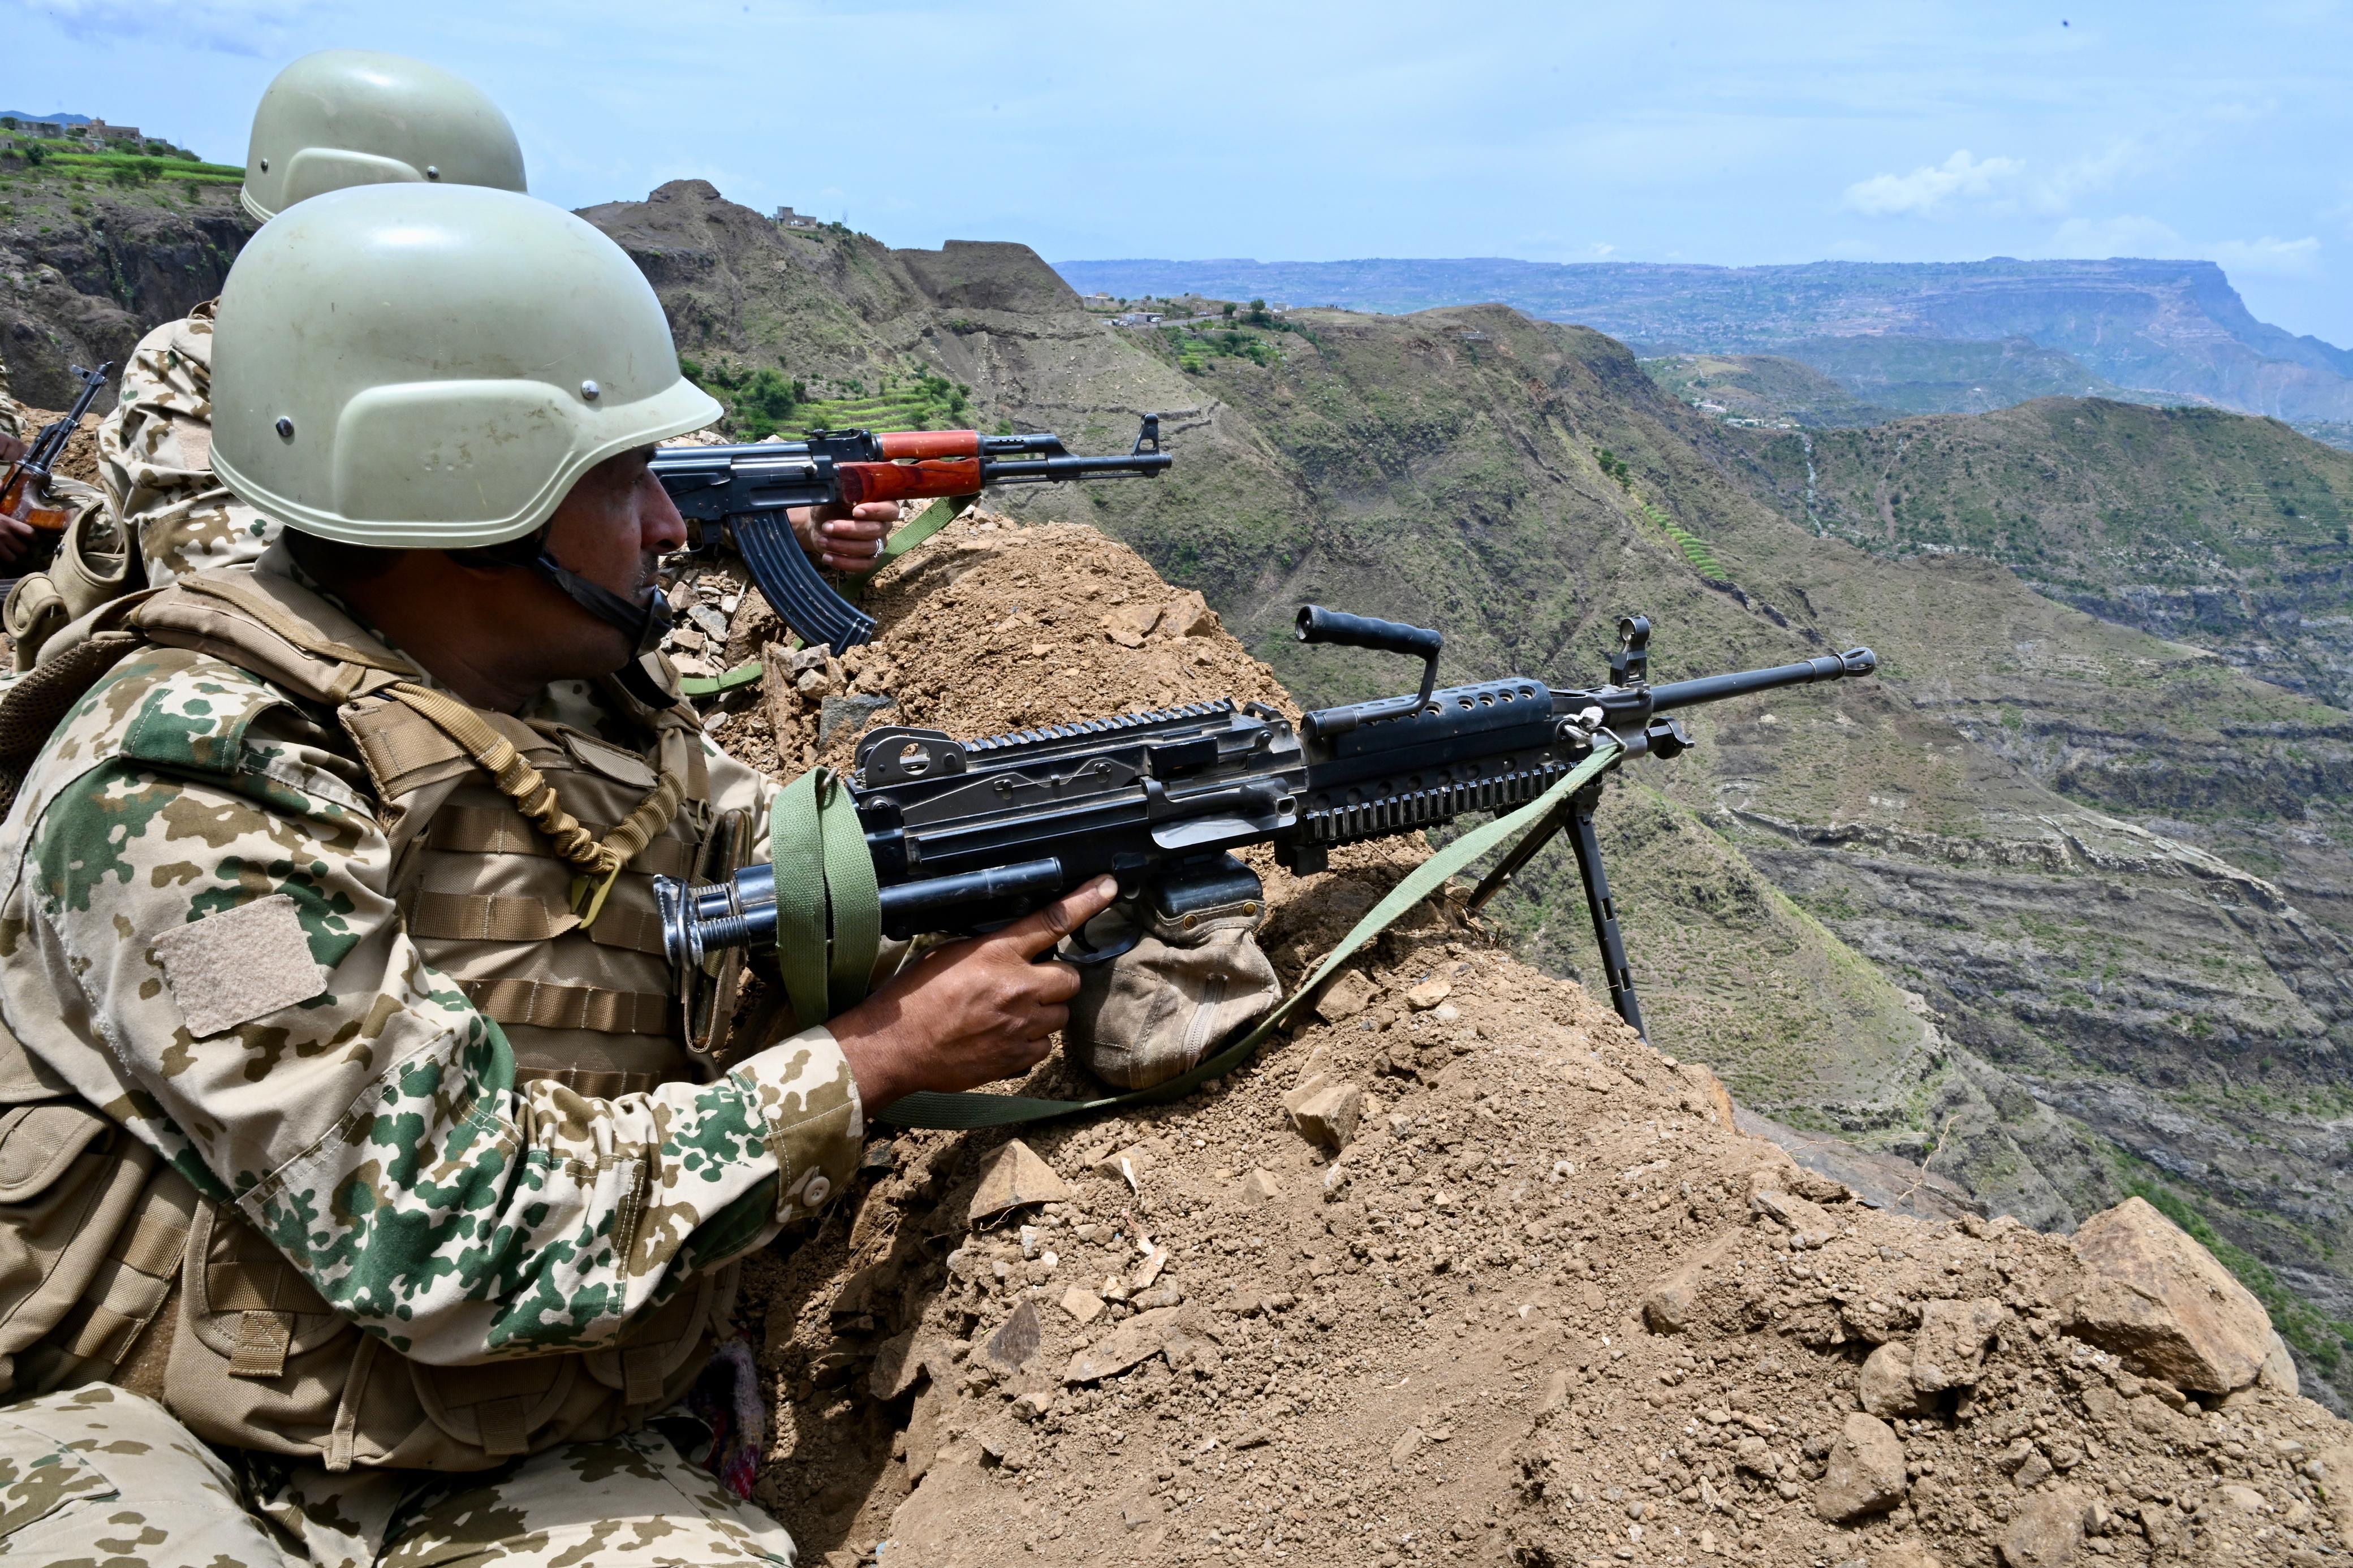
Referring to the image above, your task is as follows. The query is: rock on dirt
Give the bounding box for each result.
[1815,1412,1908,1522]
[1858,1341,1926,1418]
[1997,1488,2087,1568]
[966,1140,1072,1225]
[1909,1298,2005,1393]
[2064,1194,2275,1394]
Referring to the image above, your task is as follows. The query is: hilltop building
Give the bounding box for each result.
[773,206,819,230]
[1079,292,1118,313]
[88,119,139,144]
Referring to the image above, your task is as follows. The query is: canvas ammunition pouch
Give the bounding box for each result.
[1065,883,1280,1090]
[0,561,757,1471]
[2,477,119,671]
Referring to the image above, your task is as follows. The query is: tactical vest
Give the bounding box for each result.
[0,565,759,1470]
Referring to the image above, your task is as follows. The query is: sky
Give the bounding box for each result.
[15,0,2352,346]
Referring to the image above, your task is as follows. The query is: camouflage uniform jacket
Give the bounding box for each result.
[93,299,277,586]
[0,548,863,1370]
[0,349,24,445]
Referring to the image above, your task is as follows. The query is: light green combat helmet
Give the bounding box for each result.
[240,49,528,223]
[210,184,720,641]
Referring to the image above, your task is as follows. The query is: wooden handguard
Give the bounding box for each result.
[874,430,981,460]
[837,457,984,507]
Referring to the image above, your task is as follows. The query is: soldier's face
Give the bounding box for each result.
[537,446,688,669]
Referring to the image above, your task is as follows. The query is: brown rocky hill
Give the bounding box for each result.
[602,179,2353,1407]
[680,510,2353,1568]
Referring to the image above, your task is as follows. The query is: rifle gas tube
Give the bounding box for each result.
[654,608,1876,1035]
[650,417,1172,654]
[0,362,111,574]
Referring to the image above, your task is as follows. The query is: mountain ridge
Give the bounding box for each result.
[1054,256,2353,424]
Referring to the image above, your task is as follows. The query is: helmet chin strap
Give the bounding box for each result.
[526,547,671,658]
[447,530,679,710]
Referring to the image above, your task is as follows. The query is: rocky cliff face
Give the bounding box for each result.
[0,175,252,407]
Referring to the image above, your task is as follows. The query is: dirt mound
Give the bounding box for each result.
[681,516,2353,1568]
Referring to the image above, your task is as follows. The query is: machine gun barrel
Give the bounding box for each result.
[1646,646,1876,714]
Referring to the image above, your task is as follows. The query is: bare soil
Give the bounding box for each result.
[695,513,2350,1568]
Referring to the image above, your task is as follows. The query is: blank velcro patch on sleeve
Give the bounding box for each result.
[153,893,329,1038]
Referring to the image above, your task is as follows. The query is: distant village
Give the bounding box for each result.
[1,110,196,159]
[1074,293,1291,326]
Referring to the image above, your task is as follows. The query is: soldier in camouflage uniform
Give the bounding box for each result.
[0,350,23,448]
[90,50,891,610]
[94,49,532,591]
[0,183,1110,1565]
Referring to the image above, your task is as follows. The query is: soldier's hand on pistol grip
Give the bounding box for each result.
[789,500,900,572]
[828,875,1121,1109]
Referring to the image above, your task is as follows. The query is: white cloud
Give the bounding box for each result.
[2027,140,2139,214]
[2205,235,2323,278]
[1842,150,2024,217]
[21,0,314,56]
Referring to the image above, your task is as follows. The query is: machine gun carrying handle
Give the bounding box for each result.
[1295,605,1443,739]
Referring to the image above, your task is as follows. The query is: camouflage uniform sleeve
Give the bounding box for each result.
[93,307,274,586]
[0,655,861,1364]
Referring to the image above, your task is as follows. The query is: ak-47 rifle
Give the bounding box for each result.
[649,417,1171,654]
[1,362,110,571]
[654,607,1876,1035]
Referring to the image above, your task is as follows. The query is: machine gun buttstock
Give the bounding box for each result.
[730,512,876,654]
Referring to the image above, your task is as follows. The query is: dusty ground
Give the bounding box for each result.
[663,510,2353,1568]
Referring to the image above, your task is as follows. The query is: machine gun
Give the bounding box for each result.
[650,417,1171,654]
[655,606,1875,1034]
[1,362,110,571]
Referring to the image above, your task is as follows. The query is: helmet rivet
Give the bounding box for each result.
[274,416,295,439]
[258,157,269,172]
[425,165,441,180]
[580,379,602,401]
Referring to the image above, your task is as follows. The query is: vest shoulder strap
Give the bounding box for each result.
[129,567,421,709]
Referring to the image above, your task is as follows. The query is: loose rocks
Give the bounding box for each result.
[1997,1488,2085,1568]
[967,1140,1073,1225]
[2065,1195,2273,1394]
[1909,1298,2004,1393]
[1858,1341,1925,1418]
[1815,1413,1909,1522]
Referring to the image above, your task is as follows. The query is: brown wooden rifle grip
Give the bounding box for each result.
[1,473,72,534]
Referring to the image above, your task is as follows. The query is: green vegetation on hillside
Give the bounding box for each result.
[1158,322,1283,372]
[679,358,972,440]
[1642,352,1897,428]
[1734,398,2353,708]
[1,131,241,189]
